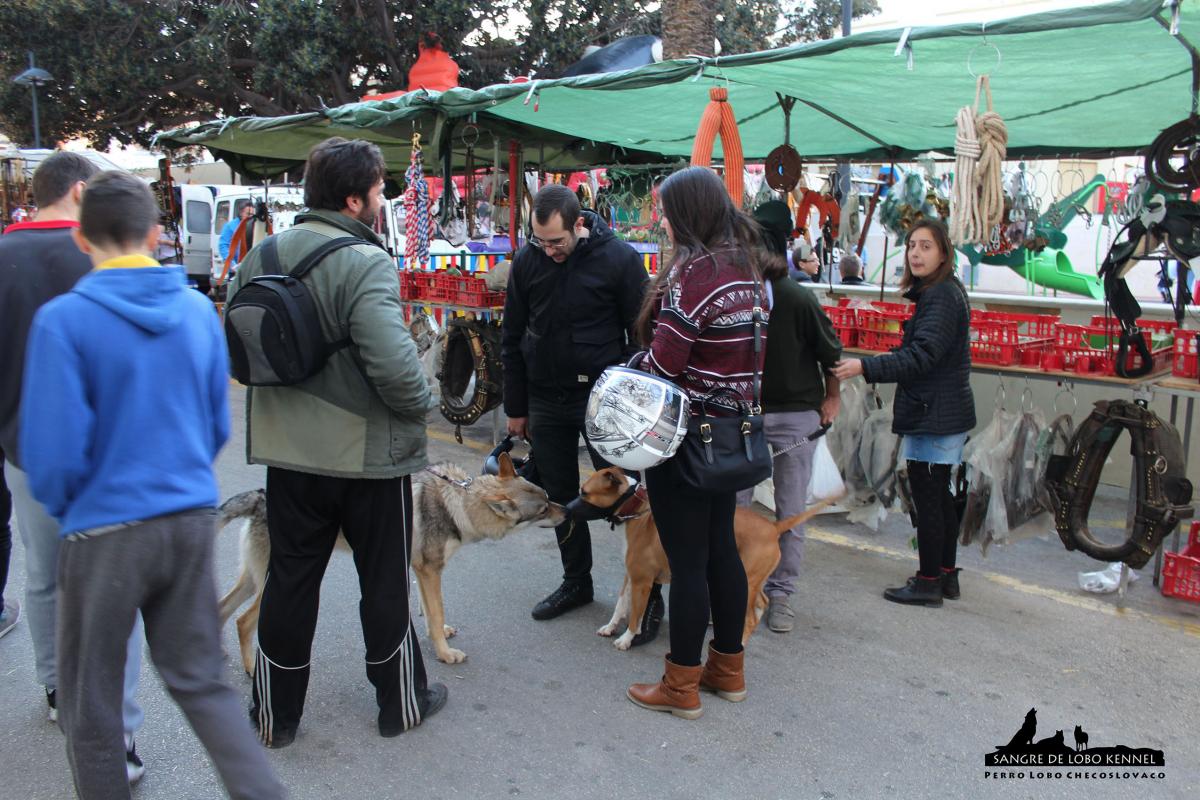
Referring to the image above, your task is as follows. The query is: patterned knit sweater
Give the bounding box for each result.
[646,249,769,416]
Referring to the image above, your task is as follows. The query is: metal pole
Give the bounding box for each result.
[842,0,853,37]
[27,52,42,149]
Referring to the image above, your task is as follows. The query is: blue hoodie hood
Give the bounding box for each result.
[71,265,191,334]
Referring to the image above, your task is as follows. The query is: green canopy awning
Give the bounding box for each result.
[155,0,1200,178]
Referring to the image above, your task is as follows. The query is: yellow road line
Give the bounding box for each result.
[806,523,1200,639]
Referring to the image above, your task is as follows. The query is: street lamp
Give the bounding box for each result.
[12,51,53,149]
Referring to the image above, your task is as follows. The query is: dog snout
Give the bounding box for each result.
[543,502,569,526]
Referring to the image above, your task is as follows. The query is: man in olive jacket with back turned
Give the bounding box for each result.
[229,138,445,747]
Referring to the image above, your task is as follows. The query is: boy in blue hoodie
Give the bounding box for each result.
[20,171,286,800]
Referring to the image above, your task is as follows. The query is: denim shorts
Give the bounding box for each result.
[901,432,968,465]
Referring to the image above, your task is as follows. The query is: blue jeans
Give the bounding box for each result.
[901,432,968,465]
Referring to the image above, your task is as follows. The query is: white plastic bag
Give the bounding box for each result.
[1078,563,1139,594]
[809,436,846,502]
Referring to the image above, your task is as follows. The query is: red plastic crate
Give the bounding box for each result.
[1049,323,1171,376]
[1162,521,1200,602]
[1172,329,1200,378]
[1088,315,1177,336]
[976,311,1059,338]
[856,309,906,352]
[970,319,1054,366]
[821,305,859,348]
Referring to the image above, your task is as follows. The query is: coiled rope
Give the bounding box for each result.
[690,87,745,206]
[950,75,1007,246]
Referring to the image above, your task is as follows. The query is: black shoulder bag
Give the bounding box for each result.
[673,280,772,492]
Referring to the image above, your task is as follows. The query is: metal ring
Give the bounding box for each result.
[461,124,480,148]
[1021,386,1035,414]
[967,42,1002,78]
[1154,455,1168,475]
[995,380,1008,411]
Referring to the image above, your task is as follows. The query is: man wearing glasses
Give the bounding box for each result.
[501,185,652,625]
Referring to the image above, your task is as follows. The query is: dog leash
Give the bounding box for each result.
[770,422,831,459]
[422,466,474,489]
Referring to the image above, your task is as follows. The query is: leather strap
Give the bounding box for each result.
[1044,399,1193,568]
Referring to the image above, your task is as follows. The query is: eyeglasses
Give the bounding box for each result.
[529,233,573,252]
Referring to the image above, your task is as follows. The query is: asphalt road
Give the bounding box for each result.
[2,385,1197,799]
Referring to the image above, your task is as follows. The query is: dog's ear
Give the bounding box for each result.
[484,496,518,518]
[605,470,623,487]
[497,451,517,480]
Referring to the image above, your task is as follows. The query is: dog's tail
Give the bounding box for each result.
[773,497,839,536]
[216,489,266,530]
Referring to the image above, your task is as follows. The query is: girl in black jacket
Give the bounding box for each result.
[831,219,974,607]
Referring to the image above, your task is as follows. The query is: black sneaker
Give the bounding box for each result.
[883,575,944,607]
[46,688,57,723]
[630,585,665,647]
[531,582,593,621]
[379,682,449,737]
[125,736,145,784]
[941,568,962,600]
[248,705,297,749]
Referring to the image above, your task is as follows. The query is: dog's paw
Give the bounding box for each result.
[437,647,467,664]
[614,631,635,650]
[443,624,457,639]
[597,623,619,637]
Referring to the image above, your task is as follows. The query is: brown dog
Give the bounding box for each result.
[581,467,829,649]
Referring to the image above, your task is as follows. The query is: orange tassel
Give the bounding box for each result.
[690,87,744,206]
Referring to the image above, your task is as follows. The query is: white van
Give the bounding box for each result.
[176,184,306,292]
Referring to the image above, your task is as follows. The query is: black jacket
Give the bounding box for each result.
[501,212,647,417]
[0,222,92,467]
[860,277,975,436]
[761,277,842,413]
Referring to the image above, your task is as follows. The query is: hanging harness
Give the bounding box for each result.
[436,318,503,430]
[1043,400,1193,569]
[1099,197,1200,377]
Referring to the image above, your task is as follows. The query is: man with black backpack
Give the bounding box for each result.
[227,137,446,747]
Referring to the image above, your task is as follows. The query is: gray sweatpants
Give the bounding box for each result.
[57,510,286,800]
[737,410,823,599]
[5,459,143,732]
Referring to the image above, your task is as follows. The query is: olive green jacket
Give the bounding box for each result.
[229,210,432,478]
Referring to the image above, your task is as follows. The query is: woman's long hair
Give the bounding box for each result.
[634,166,770,346]
[899,218,957,291]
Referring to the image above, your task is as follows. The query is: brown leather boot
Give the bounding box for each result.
[698,641,746,702]
[627,655,703,719]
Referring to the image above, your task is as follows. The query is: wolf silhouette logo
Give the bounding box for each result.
[1074,725,1089,751]
[1001,707,1037,749]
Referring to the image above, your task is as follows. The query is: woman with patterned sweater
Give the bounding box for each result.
[627,166,771,719]
[831,219,975,607]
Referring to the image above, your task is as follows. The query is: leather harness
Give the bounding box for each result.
[1043,400,1193,569]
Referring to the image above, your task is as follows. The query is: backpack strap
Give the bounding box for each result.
[256,235,380,357]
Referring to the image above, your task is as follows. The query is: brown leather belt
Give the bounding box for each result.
[1044,399,1193,568]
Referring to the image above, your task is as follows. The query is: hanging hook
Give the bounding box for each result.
[968,23,1002,79]
[995,377,1008,412]
[1054,381,1078,418]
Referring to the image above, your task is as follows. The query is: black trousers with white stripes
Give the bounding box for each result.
[251,468,429,743]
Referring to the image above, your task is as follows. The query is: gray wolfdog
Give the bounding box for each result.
[216,452,565,670]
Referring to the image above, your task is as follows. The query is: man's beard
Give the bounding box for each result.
[356,204,378,226]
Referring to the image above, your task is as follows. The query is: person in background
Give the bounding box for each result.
[0,445,16,640]
[217,199,253,271]
[790,241,820,282]
[739,202,843,634]
[831,218,974,607]
[626,166,770,719]
[0,153,147,784]
[839,253,866,285]
[20,170,286,800]
[500,185,654,626]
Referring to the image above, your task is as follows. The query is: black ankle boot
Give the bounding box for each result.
[883,574,943,607]
[631,583,665,647]
[941,568,962,600]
